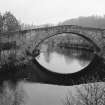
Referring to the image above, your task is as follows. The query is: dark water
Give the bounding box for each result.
[0,46,105,105]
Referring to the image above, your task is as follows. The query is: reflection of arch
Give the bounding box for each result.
[32,54,105,85]
[34,32,100,54]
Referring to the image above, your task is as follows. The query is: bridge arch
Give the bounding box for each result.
[33,31,100,55]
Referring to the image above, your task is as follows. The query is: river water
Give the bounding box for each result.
[36,48,94,74]
[0,45,104,105]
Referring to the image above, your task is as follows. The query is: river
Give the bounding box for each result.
[36,47,94,74]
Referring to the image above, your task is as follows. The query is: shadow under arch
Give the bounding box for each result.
[33,32,100,55]
[29,31,104,85]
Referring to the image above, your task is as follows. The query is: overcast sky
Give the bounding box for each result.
[0,0,105,25]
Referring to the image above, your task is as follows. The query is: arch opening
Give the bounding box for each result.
[33,32,100,56]
[34,32,97,74]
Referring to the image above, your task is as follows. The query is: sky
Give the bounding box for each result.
[0,0,105,25]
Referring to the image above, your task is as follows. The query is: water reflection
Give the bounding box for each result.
[0,81,28,105]
[0,80,76,105]
[36,45,95,74]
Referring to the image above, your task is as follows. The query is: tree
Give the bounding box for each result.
[0,13,3,32]
[0,13,3,63]
[77,82,105,105]
[62,91,78,105]
[3,11,20,32]
[62,15,105,28]
[63,82,105,105]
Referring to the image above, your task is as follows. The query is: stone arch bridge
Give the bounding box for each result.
[1,25,105,55]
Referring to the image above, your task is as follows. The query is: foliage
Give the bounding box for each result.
[0,13,3,32]
[0,81,27,105]
[3,11,20,32]
[62,15,105,28]
[62,91,77,105]
[63,76,105,105]
[0,11,20,33]
[76,82,105,105]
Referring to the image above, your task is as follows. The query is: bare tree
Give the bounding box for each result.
[62,77,105,105]
[62,91,79,105]
[76,82,105,105]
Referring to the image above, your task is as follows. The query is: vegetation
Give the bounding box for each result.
[63,83,105,105]
[0,13,3,32]
[0,11,25,66]
[63,77,105,105]
[61,15,105,28]
[41,34,94,51]
[0,81,26,105]
[0,11,20,32]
